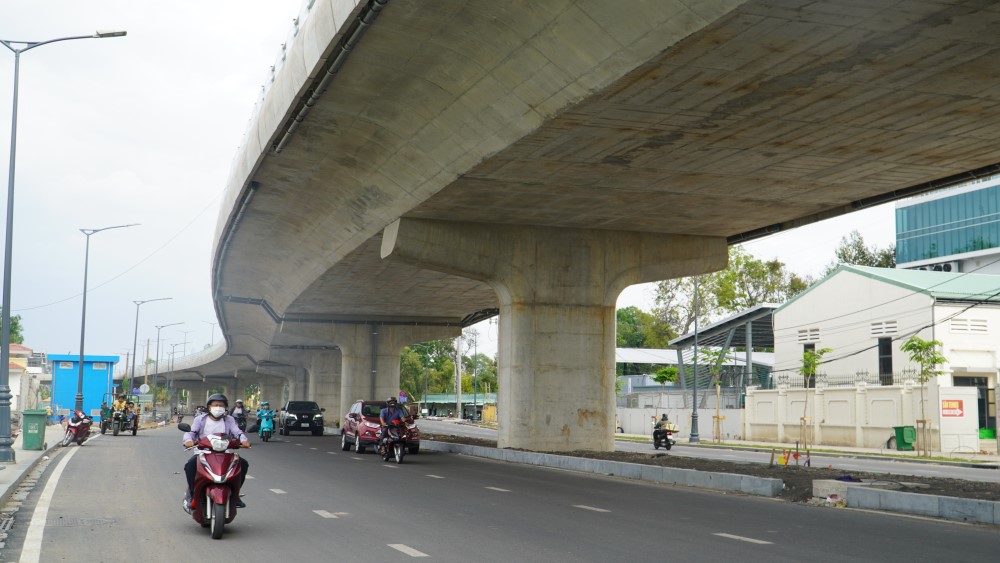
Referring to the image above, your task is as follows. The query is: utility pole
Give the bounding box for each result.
[690,276,701,443]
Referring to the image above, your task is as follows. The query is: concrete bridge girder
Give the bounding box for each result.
[382,218,728,451]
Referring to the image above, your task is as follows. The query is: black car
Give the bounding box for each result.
[278,401,325,436]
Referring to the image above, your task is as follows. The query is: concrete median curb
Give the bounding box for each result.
[846,486,1000,525]
[424,441,783,497]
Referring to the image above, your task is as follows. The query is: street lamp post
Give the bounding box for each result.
[75,224,138,412]
[153,322,183,421]
[203,321,217,346]
[129,298,171,394]
[179,330,194,356]
[690,276,701,443]
[0,30,126,462]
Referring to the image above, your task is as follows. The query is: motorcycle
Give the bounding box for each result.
[377,419,411,464]
[653,421,677,450]
[111,408,138,436]
[257,410,274,442]
[234,413,248,433]
[61,411,93,447]
[178,423,244,539]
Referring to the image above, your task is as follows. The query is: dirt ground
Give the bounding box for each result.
[422,433,1000,503]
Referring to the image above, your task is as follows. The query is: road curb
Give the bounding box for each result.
[423,441,783,497]
[845,486,1000,526]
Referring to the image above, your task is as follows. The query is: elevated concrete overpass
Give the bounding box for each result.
[161,0,1000,451]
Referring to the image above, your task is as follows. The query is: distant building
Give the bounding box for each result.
[48,354,119,417]
[896,176,1000,274]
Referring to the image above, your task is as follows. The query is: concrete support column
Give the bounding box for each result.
[307,351,341,415]
[382,218,726,451]
[281,323,460,418]
[259,380,285,407]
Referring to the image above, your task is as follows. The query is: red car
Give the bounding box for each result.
[341,400,420,454]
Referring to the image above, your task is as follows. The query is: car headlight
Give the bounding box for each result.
[362,420,380,429]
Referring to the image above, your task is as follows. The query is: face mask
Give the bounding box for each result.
[209,406,226,418]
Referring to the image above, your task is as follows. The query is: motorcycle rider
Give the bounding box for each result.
[230,399,247,417]
[653,413,672,443]
[255,401,274,438]
[378,397,408,447]
[182,394,251,512]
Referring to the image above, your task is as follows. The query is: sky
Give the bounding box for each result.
[0,1,897,366]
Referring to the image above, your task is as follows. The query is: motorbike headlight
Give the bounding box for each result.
[407,424,417,430]
[210,436,229,452]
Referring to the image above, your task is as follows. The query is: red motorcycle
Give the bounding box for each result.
[61,411,93,447]
[178,423,244,539]
[377,419,411,464]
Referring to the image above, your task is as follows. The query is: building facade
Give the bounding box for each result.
[751,265,999,452]
[896,175,1000,274]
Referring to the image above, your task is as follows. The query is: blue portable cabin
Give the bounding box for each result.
[49,354,119,421]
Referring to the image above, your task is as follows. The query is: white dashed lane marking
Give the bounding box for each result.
[426,475,444,479]
[714,533,773,545]
[351,457,363,460]
[573,505,610,513]
[270,489,287,495]
[313,510,338,518]
[485,487,510,492]
[245,475,255,479]
[388,544,428,557]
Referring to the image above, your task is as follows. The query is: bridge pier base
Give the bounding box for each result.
[383,218,726,451]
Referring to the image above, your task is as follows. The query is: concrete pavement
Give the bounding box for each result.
[0,424,71,505]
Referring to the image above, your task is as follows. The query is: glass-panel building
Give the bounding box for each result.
[896,176,1000,274]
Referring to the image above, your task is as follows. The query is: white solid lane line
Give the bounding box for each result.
[21,447,80,563]
[388,544,428,557]
[270,489,287,494]
[313,510,338,518]
[713,533,773,545]
[485,487,510,492]
[573,505,610,513]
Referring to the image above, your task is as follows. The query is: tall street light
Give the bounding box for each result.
[75,224,138,412]
[179,329,195,356]
[203,321,217,346]
[154,322,183,421]
[129,298,171,394]
[0,30,126,462]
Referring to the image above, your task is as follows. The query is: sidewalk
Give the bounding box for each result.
[613,432,1000,468]
[0,424,72,505]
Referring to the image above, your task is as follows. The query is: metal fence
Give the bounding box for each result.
[766,369,920,390]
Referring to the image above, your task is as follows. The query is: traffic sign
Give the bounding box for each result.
[139,384,150,394]
[941,399,964,417]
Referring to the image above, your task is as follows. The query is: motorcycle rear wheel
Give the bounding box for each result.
[113,421,120,436]
[132,423,137,436]
[394,443,405,464]
[210,501,225,539]
[60,430,73,447]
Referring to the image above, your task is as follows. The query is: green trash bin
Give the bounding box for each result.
[21,409,48,451]
[892,425,916,451]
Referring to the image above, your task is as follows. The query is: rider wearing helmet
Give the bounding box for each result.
[378,397,408,446]
[181,393,251,512]
[230,399,247,417]
[255,401,275,438]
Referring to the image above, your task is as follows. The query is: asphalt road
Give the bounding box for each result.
[419,420,1000,483]
[4,427,998,562]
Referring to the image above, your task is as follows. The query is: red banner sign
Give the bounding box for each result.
[941,399,964,417]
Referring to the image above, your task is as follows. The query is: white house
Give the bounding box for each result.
[746,265,999,453]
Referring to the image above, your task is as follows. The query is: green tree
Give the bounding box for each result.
[800,347,831,388]
[713,247,807,313]
[651,365,678,385]
[652,247,808,337]
[823,230,896,275]
[901,335,947,456]
[0,310,25,344]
